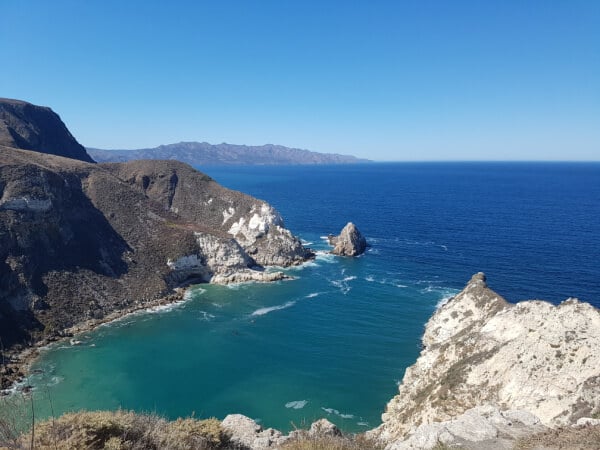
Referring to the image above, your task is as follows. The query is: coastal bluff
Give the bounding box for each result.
[370,272,600,449]
[0,99,312,384]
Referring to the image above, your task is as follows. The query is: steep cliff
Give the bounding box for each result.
[372,273,600,449]
[0,100,312,362]
[0,98,94,163]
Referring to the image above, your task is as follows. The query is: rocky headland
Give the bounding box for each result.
[0,99,313,389]
[327,222,367,256]
[370,272,600,449]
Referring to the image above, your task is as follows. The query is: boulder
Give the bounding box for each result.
[328,222,367,256]
[221,414,288,449]
[309,418,342,437]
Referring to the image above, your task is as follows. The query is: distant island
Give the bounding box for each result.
[87,142,370,165]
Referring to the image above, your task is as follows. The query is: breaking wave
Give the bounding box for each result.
[285,400,308,409]
[251,301,296,317]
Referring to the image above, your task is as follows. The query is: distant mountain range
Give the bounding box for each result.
[87,142,369,165]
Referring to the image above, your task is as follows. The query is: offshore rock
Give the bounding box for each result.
[328,222,367,256]
[371,273,600,449]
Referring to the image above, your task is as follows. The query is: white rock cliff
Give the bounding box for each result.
[371,273,600,449]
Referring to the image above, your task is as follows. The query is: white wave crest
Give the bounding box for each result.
[305,292,320,298]
[251,301,296,317]
[315,251,337,264]
[321,407,354,419]
[285,400,308,409]
[436,293,456,309]
[199,311,216,321]
[186,287,205,299]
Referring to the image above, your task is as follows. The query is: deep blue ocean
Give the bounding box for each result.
[18,162,600,432]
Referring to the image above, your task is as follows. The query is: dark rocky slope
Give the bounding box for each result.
[0,98,94,163]
[0,101,312,383]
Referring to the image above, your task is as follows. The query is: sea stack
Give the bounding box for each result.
[328,222,367,256]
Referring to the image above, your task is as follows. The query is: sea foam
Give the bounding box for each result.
[251,301,296,317]
[285,400,308,409]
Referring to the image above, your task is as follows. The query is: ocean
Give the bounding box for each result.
[19,162,600,432]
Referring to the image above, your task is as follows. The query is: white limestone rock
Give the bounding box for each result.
[221,414,289,449]
[388,405,547,450]
[309,418,342,437]
[372,273,600,448]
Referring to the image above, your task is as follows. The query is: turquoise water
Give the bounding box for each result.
[17,163,600,432]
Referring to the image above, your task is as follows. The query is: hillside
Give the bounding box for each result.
[0,101,312,386]
[88,141,369,165]
[0,98,94,163]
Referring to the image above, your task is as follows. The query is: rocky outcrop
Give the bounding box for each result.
[0,98,94,163]
[221,414,289,449]
[388,405,547,450]
[0,100,312,361]
[371,273,600,449]
[103,159,312,270]
[221,415,342,449]
[328,222,367,256]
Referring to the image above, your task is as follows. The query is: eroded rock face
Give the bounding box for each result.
[328,222,367,256]
[372,273,600,449]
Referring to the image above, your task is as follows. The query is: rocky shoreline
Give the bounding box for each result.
[0,267,303,395]
[1,287,188,394]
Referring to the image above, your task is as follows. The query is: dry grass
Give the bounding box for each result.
[514,424,600,450]
[10,410,228,450]
[281,434,383,450]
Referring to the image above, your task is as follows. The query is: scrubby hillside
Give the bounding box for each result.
[0,100,312,389]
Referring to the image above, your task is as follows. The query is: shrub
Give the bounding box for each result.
[16,410,228,450]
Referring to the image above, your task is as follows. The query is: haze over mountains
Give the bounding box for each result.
[88,141,369,165]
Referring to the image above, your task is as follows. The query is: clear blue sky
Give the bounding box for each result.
[1,1,599,161]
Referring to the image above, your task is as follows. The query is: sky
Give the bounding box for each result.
[1,1,599,161]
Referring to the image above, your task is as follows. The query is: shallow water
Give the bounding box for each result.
[18,162,600,432]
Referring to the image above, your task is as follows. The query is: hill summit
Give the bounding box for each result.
[0,98,94,163]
